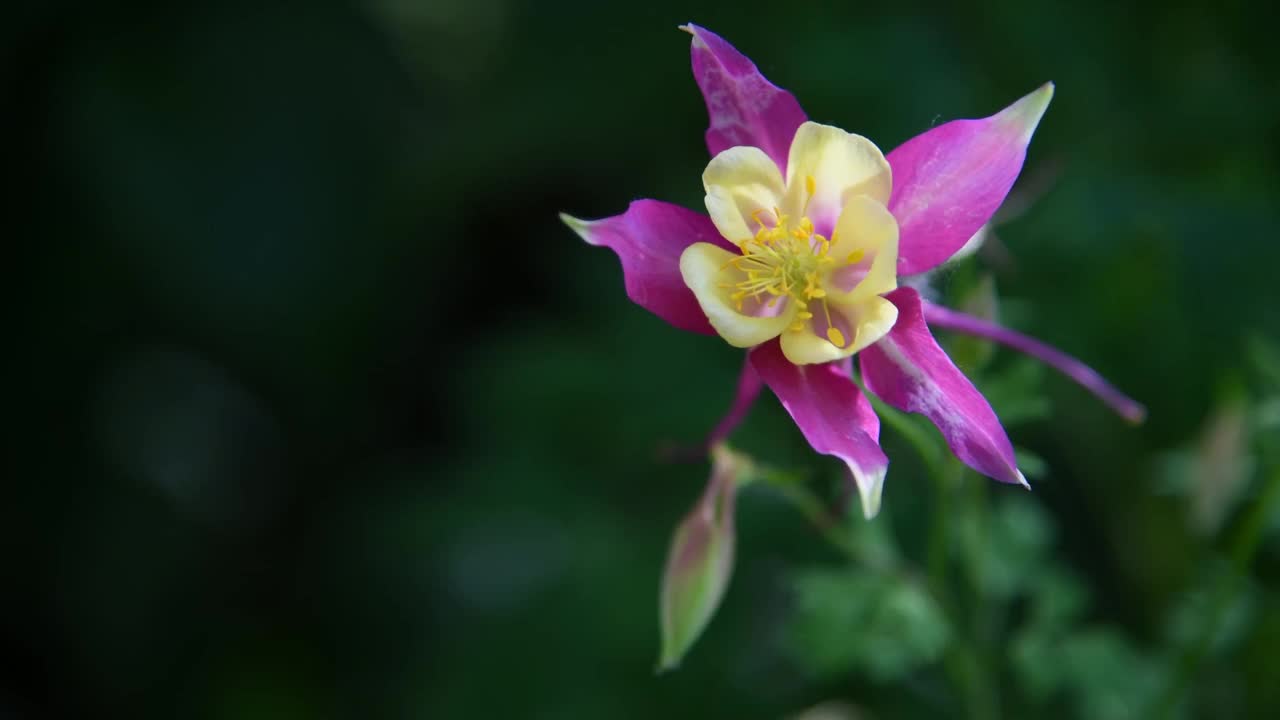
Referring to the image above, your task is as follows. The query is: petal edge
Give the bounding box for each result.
[751,340,889,518]
[562,201,734,335]
[888,83,1053,276]
[860,287,1025,486]
[682,24,808,171]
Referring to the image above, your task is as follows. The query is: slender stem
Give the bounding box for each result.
[661,354,762,463]
[768,473,861,560]
[964,472,1001,720]
[928,457,1003,720]
[861,384,944,480]
[763,469,902,575]
[927,459,956,600]
[1150,465,1280,718]
[921,300,1146,424]
[706,355,763,447]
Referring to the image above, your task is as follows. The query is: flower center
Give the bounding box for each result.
[720,177,865,347]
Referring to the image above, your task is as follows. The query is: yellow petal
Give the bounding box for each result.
[825,195,900,303]
[679,242,797,348]
[702,146,787,244]
[784,122,892,224]
[779,296,899,365]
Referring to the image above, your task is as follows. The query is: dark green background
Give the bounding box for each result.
[7,0,1279,717]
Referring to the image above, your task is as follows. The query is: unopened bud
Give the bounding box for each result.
[657,444,750,671]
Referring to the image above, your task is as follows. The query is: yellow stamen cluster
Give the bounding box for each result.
[717,177,867,348]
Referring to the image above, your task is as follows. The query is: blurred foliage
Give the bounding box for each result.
[786,567,949,682]
[6,0,1280,718]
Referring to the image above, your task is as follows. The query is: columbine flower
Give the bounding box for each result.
[562,24,1143,518]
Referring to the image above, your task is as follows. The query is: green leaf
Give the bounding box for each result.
[980,496,1054,599]
[1009,569,1091,699]
[1014,446,1050,480]
[977,357,1051,427]
[1058,630,1164,720]
[1246,333,1280,390]
[785,567,950,682]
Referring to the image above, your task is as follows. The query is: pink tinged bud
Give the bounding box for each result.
[887,83,1054,276]
[861,288,1027,487]
[682,24,808,171]
[658,445,747,671]
[561,201,736,335]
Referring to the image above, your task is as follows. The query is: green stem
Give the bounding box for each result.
[864,391,945,480]
[768,474,865,563]
[1150,465,1280,718]
[927,458,959,599]
[964,472,1001,720]
[929,457,1002,720]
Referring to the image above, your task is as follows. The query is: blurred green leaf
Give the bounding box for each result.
[1058,630,1164,720]
[980,496,1054,599]
[1014,446,1050,481]
[1246,334,1280,390]
[977,357,1052,427]
[1164,563,1257,659]
[785,568,949,682]
[1009,569,1090,699]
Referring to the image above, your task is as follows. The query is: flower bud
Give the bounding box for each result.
[657,445,750,671]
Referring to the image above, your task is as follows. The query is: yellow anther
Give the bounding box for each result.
[724,205,858,321]
[826,327,847,347]
[847,249,866,265]
[805,175,816,197]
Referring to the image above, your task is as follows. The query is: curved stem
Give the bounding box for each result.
[921,301,1146,424]
[770,476,863,561]
[706,355,763,447]
[661,354,762,463]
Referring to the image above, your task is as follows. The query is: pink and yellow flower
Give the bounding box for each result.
[562,24,1143,518]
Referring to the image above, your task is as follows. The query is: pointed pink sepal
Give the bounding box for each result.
[683,24,808,172]
[888,83,1054,276]
[561,201,733,335]
[861,288,1027,487]
[750,340,889,518]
